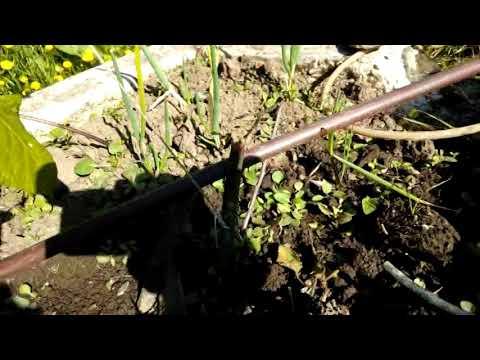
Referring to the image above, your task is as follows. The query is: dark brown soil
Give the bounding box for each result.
[2,51,480,315]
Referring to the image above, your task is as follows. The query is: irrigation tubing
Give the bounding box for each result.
[1,59,480,280]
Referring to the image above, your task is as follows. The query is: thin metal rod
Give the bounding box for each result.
[1,59,480,280]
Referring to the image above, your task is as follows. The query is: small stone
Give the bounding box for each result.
[116,281,129,297]
[137,288,158,314]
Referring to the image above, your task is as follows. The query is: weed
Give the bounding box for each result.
[281,45,301,100]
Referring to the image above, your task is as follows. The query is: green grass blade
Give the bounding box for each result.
[111,53,140,141]
[289,45,301,75]
[281,45,291,73]
[134,46,147,150]
[141,46,172,92]
[332,153,434,207]
[208,45,221,146]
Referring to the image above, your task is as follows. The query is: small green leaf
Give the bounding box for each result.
[294,181,304,191]
[49,128,68,139]
[272,170,285,184]
[212,179,224,193]
[320,179,333,194]
[292,209,306,220]
[248,236,262,254]
[312,195,324,202]
[333,190,347,199]
[108,141,124,155]
[277,203,291,214]
[279,214,294,227]
[273,189,291,204]
[277,244,302,275]
[362,196,380,215]
[244,165,260,186]
[317,203,332,216]
[18,283,33,298]
[293,197,306,210]
[460,300,476,314]
[74,157,96,176]
[33,194,48,209]
[337,212,354,225]
[308,222,318,229]
[11,295,31,309]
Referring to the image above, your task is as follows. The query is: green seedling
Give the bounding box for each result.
[243,163,262,186]
[48,127,71,147]
[281,45,301,100]
[134,45,147,158]
[11,194,56,227]
[207,45,221,146]
[74,157,97,176]
[429,149,458,167]
[309,181,356,227]
[361,196,381,215]
[212,179,224,193]
[111,53,141,156]
[179,61,193,104]
[261,87,281,109]
[332,153,438,208]
[246,226,273,254]
[141,46,172,92]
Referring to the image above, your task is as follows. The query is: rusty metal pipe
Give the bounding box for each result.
[245,59,480,161]
[1,59,480,280]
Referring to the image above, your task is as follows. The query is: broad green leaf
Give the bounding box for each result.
[55,45,90,57]
[74,157,96,176]
[361,196,380,215]
[311,195,324,202]
[0,95,58,196]
[272,170,285,184]
[277,244,302,275]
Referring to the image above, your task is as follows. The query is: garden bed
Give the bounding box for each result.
[1,46,480,315]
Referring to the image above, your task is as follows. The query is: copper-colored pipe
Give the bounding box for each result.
[1,59,480,280]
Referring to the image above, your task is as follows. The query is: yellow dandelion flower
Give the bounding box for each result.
[19,75,29,84]
[0,80,5,86]
[62,60,73,69]
[81,48,95,62]
[30,81,41,91]
[0,59,14,70]
[53,75,64,82]
[2,45,14,49]
[45,45,54,51]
